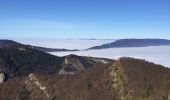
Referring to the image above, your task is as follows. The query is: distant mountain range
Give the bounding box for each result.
[88,39,170,49]
[0,39,79,52]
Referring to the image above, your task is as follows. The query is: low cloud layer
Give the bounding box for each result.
[50,46,170,68]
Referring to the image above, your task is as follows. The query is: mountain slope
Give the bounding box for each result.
[0,57,169,100]
[0,39,78,52]
[0,45,113,82]
[89,39,170,49]
[110,57,170,100]
[0,39,21,48]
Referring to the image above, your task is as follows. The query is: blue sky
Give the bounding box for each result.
[0,0,170,39]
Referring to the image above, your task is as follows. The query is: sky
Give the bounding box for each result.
[0,0,170,39]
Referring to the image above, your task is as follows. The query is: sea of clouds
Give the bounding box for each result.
[12,38,114,50]
[12,38,170,67]
[50,46,170,67]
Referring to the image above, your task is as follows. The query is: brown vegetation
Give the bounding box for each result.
[0,57,169,100]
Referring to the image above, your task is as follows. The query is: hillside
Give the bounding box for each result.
[89,39,170,49]
[0,39,78,52]
[0,39,21,48]
[110,57,170,100]
[0,45,112,82]
[0,57,169,100]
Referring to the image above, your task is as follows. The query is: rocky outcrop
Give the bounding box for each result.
[25,73,50,100]
[59,55,93,74]
[0,72,5,83]
[59,54,114,74]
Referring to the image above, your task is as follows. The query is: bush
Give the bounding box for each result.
[19,90,30,100]
[86,80,92,90]
[141,84,153,98]
[112,96,116,100]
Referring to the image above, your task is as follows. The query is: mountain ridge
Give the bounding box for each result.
[88,39,170,49]
[0,43,113,82]
[0,39,79,52]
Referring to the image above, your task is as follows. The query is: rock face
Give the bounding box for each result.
[59,57,85,74]
[0,69,5,83]
[25,73,50,100]
[0,72,5,83]
[59,55,96,74]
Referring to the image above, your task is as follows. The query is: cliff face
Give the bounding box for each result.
[0,73,5,83]
[59,54,95,74]
[0,57,169,100]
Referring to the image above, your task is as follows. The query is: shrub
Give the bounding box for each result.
[112,96,116,100]
[86,80,92,90]
[19,90,30,100]
[141,84,153,98]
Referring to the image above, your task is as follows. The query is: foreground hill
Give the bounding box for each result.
[0,39,78,52]
[0,57,169,100]
[89,39,170,49]
[0,45,112,82]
